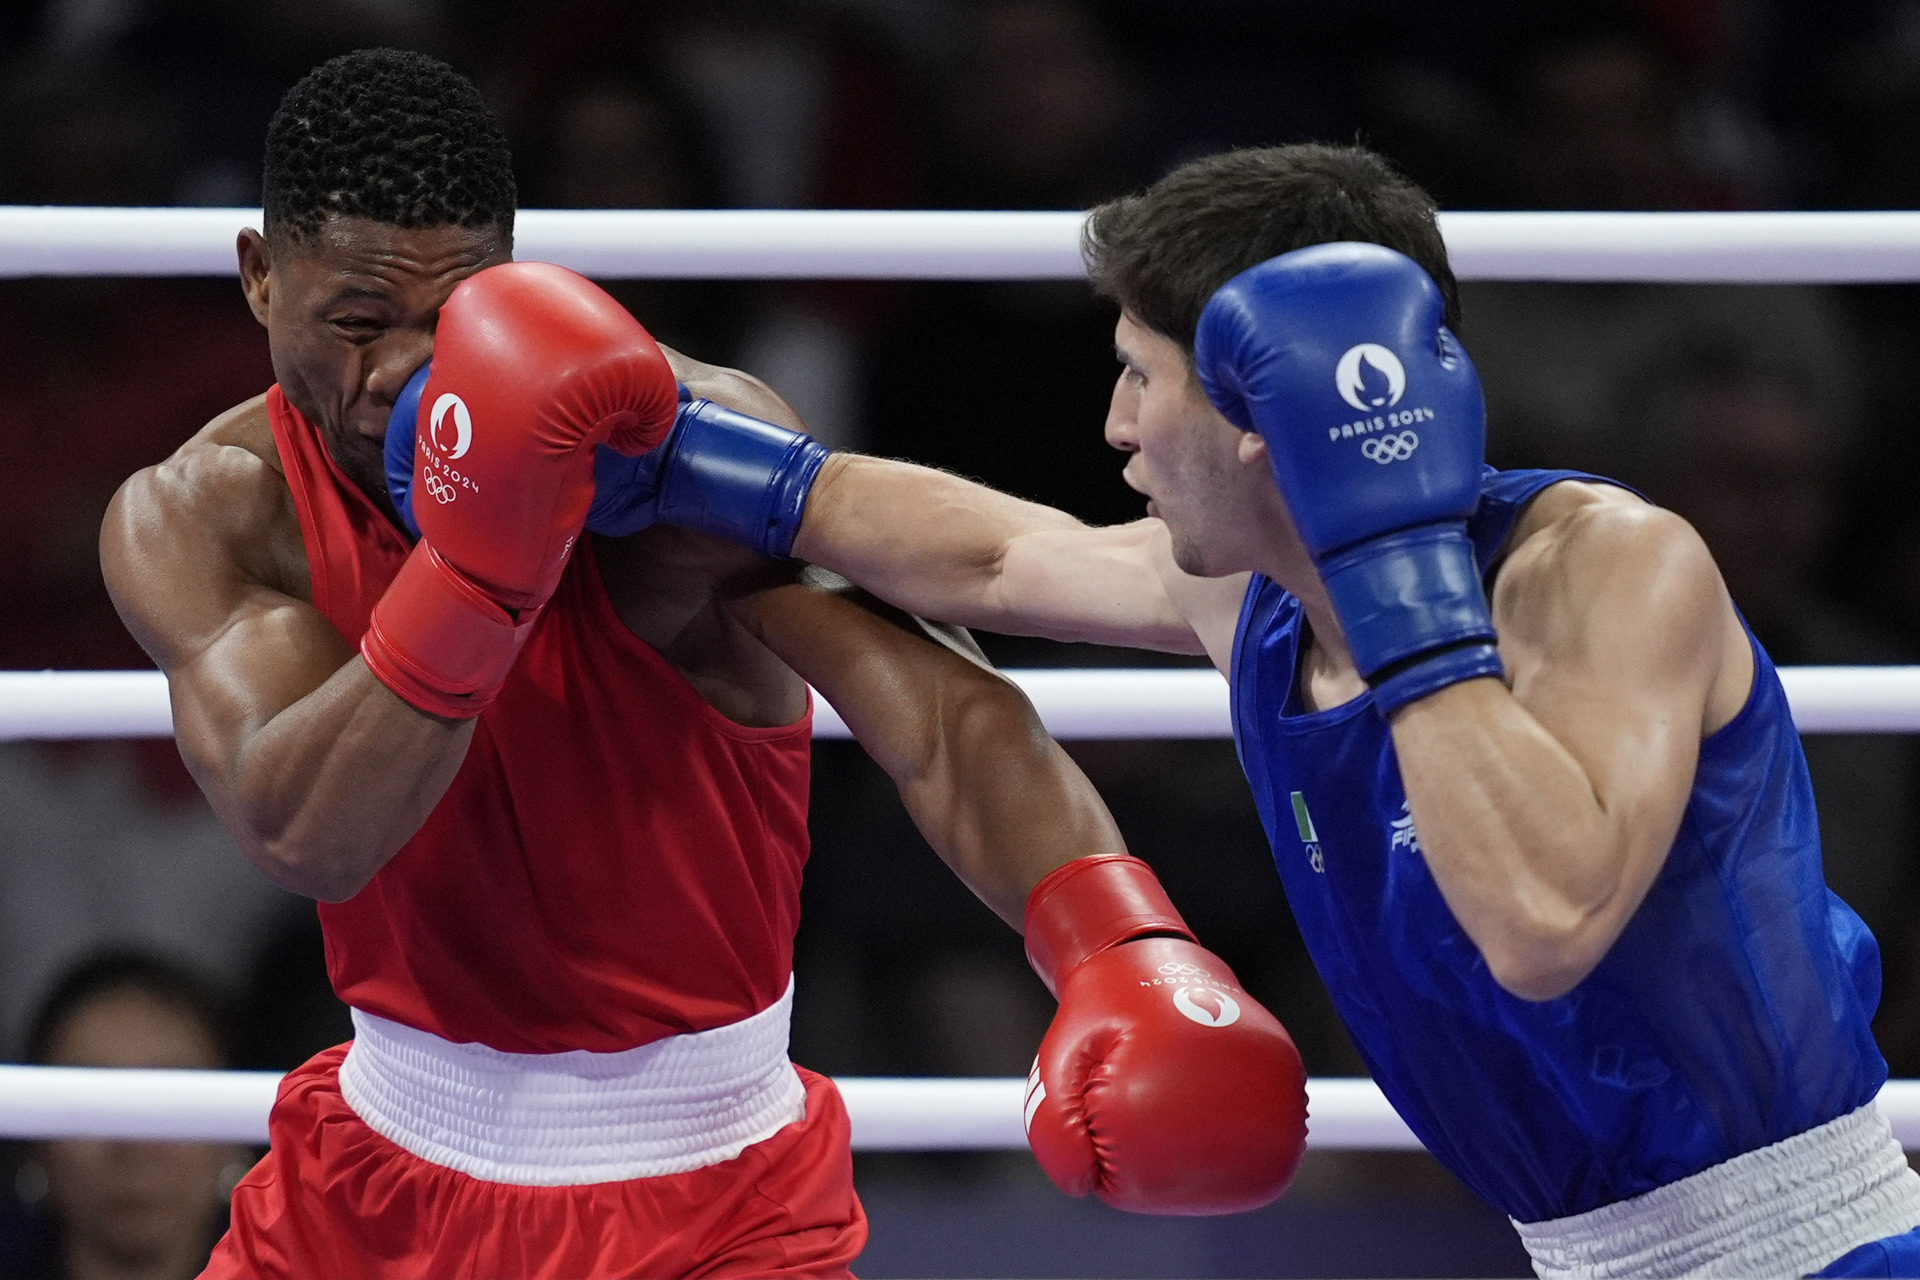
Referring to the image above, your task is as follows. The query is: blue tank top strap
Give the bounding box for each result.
[1465,466,1636,574]
[1229,467,1886,1224]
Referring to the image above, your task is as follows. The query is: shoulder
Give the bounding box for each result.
[104,395,302,600]
[113,398,283,538]
[659,344,800,429]
[1494,480,1715,605]
[1491,479,1750,727]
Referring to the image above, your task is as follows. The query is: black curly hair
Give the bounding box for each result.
[263,48,516,249]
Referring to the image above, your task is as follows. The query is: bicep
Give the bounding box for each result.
[1504,509,1734,876]
[102,466,352,801]
[165,594,356,803]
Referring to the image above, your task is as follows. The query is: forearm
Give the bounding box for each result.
[792,454,1086,635]
[734,571,1127,929]
[668,352,1074,622]
[204,658,474,901]
[896,682,1128,929]
[1388,679,1657,1000]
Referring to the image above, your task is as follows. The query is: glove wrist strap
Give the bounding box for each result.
[1319,521,1504,713]
[1024,855,1195,996]
[655,399,831,557]
[1370,641,1505,716]
[361,542,532,719]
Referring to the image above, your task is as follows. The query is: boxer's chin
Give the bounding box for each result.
[1166,524,1227,579]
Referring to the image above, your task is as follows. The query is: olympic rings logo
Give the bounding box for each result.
[423,470,456,505]
[1157,962,1208,978]
[1361,431,1420,464]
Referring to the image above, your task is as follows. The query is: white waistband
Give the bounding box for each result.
[337,980,807,1186]
[1513,1102,1920,1278]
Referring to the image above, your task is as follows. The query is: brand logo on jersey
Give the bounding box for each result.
[1291,791,1324,873]
[1173,986,1242,1028]
[1390,800,1421,853]
[429,393,473,460]
[1335,343,1406,411]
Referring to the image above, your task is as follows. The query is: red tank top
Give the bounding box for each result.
[267,386,813,1054]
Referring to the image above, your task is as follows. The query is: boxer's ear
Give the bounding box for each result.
[237,229,273,327]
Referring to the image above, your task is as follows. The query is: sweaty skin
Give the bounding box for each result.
[101,218,1121,918]
[791,312,1755,1002]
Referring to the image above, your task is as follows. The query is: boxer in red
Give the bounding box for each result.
[99,50,1305,1278]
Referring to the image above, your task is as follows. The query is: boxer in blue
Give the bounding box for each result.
[390,143,1920,1274]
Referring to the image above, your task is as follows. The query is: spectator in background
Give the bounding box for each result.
[1500,5,1720,212]
[499,0,921,448]
[0,48,289,1060]
[665,0,920,447]
[2,951,247,1280]
[865,0,1145,526]
[1453,6,1855,477]
[933,0,1135,211]
[1611,342,1916,950]
[0,53,273,674]
[523,69,746,362]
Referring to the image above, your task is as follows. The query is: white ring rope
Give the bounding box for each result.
[0,1069,1421,1150]
[4,207,1920,282]
[4,667,1920,742]
[1,1067,1917,1154]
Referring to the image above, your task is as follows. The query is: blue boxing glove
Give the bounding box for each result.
[1194,242,1501,715]
[383,361,434,538]
[385,361,830,556]
[595,395,831,555]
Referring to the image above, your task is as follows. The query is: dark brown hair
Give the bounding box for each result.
[1083,143,1459,355]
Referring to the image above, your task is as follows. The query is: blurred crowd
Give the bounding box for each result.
[2,0,1920,1274]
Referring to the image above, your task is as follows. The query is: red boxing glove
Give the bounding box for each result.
[363,263,678,717]
[1023,854,1309,1215]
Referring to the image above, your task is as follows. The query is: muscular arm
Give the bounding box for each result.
[728,567,1125,928]
[799,456,1220,655]
[661,345,1221,657]
[1388,493,1752,1001]
[101,425,472,902]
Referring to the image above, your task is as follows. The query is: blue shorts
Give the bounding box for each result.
[1816,1226,1920,1277]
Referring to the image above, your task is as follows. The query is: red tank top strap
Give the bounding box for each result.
[265,385,410,642]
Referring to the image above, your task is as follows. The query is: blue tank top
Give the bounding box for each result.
[1230,467,1887,1223]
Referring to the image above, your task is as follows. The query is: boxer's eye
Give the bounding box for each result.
[329,316,385,340]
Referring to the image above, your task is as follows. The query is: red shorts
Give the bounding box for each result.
[201,1044,867,1279]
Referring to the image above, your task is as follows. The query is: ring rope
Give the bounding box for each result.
[4,207,1920,281]
[5,667,1919,741]
[2,1067,1917,1153]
